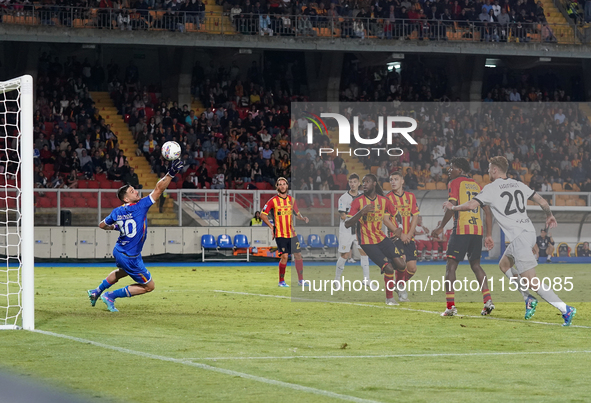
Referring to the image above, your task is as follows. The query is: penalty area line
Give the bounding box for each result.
[213,290,591,329]
[30,329,381,403]
[186,349,591,361]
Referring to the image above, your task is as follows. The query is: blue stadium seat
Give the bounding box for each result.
[297,234,309,249]
[217,234,234,249]
[324,234,338,248]
[308,234,325,248]
[201,234,217,249]
[234,234,250,248]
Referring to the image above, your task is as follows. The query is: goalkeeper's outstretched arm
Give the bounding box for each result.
[151,160,184,200]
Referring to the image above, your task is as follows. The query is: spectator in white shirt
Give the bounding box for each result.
[554,109,566,124]
[509,89,521,102]
[430,160,443,182]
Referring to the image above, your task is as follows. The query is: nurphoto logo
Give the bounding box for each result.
[305,112,418,157]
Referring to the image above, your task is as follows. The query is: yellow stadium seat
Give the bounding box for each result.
[527,199,535,206]
[370,166,378,175]
[473,174,483,183]
[436,182,446,190]
[524,173,533,183]
[552,183,563,192]
[576,199,586,206]
[483,174,489,183]
[555,198,566,206]
[566,199,576,206]
[382,182,392,191]
[425,182,436,190]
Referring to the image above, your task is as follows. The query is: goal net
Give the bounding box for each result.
[0,75,34,330]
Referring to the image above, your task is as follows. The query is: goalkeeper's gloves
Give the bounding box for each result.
[167,159,184,177]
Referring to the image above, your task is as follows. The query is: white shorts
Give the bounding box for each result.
[338,230,359,253]
[504,231,538,274]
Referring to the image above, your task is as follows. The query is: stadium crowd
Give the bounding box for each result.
[0,0,564,42]
[32,54,140,191]
[26,54,591,198]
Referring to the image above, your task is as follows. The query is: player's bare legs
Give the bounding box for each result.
[126,279,155,296]
[441,258,459,316]
[278,252,289,287]
[384,257,406,305]
[87,268,129,307]
[469,260,494,315]
[502,258,575,324]
[293,251,306,286]
[499,255,537,318]
[335,251,351,288]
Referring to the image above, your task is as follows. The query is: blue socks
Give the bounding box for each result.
[95,279,114,295]
[106,286,131,300]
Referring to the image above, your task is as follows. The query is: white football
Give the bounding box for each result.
[161,141,181,161]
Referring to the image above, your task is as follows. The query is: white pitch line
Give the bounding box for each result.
[187,350,591,361]
[31,329,381,403]
[213,290,591,329]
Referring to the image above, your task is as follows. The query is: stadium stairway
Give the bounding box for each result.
[579,103,591,123]
[191,98,206,116]
[90,91,179,226]
[325,129,372,186]
[537,0,577,43]
[203,1,236,35]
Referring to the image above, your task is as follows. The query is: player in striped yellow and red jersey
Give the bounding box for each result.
[261,177,309,288]
[386,171,420,302]
[431,157,495,317]
[346,174,406,305]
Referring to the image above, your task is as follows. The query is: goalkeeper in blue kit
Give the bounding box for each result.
[87,159,184,312]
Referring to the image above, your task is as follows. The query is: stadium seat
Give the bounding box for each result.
[425,182,436,190]
[307,234,325,249]
[566,199,576,206]
[87,181,99,189]
[87,198,98,208]
[201,234,217,249]
[382,182,392,191]
[436,182,446,190]
[324,234,338,248]
[473,174,482,182]
[576,243,584,257]
[297,234,309,249]
[217,234,234,249]
[552,183,563,192]
[61,197,75,208]
[483,174,490,183]
[38,197,51,208]
[557,242,570,257]
[78,181,88,188]
[234,234,249,248]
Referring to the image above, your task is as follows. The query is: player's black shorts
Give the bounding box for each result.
[361,238,402,269]
[393,238,417,262]
[446,234,482,262]
[276,236,301,255]
[538,248,548,258]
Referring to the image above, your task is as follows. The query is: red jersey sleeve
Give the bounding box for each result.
[348,197,360,217]
[448,178,460,202]
[261,196,275,215]
[410,194,420,215]
[292,197,300,215]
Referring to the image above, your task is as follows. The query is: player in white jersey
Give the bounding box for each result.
[444,156,576,326]
[335,173,370,287]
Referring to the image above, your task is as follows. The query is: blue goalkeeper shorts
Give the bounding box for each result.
[113,248,152,285]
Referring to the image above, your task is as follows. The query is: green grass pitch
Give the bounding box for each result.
[1,264,590,402]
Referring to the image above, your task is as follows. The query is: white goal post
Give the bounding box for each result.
[0,75,34,330]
